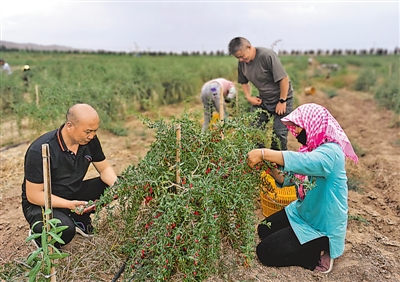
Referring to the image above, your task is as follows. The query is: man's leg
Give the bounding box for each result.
[271,98,294,150]
[272,115,288,150]
[250,106,272,148]
[75,177,108,201]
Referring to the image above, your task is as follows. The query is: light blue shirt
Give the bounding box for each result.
[281,143,348,259]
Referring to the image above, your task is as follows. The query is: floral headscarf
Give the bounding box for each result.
[281,103,358,163]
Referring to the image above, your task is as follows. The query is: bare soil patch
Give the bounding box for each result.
[1,88,399,281]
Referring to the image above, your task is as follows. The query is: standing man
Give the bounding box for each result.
[22,103,118,246]
[0,59,12,75]
[228,37,293,150]
[200,78,237,132]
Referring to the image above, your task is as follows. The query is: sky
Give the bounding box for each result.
[1,1,399,54]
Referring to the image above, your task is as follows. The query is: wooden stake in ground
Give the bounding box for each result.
[42,144,56,282]
[35,85,39,107]
[236,86,239,115]
[219,86,225,140]
[175,124,181,185]
[219,86,224,122]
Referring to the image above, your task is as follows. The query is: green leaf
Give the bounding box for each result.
[48,218,62,224]
[47,219,61,230]
[28,260,42,282]
[47,231,65,244]
[31,221,42,230]
[48,253,69,259]
[41,231,48,256]
[26,232,42,243]
[43,209,52,216]
[44,255,51,275]
[26,249,42,265]
[54,225,68,233]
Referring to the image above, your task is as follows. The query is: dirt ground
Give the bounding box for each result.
[1,86,399,282]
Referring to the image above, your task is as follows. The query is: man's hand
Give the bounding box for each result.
[275,102,287,115]
[247,96,262,106]
[70,200,89,215]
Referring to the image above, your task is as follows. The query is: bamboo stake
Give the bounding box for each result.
[219,86,225,140]
[175,124,181,184]
[236,85,239,115]
[219,86,224,122]
[42,144,56,282]
[35,85,39,107]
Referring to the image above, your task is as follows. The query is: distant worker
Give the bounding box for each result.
[308,57,313,66]
[22,65,31,87]
[200,78,237,132]
[0,59,12,75]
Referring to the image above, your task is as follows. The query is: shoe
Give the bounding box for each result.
[74,221,94,238]
[315,251,334,273]
[28,229,40,249]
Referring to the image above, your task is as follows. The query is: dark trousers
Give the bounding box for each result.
[23,177,108,247]
[256,209,329,270]
[251,99,293,150]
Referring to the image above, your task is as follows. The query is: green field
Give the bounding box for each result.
[1,51,398,140]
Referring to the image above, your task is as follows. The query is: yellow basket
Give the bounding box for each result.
[200,112,220,130]
[260,171,297,217]
[210,112,220,125]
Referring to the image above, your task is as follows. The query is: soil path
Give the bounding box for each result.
[1,88,399,281]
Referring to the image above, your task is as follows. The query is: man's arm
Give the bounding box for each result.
[93,159,118,186]
[26,180,87,211]
[241,83,262,106]
[276,76,290,115]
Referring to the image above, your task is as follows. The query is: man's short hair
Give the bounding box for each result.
[228,37,251,55]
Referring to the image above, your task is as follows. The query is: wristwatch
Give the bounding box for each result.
[279,98,288,103]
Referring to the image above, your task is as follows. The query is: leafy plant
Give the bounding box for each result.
[23,209,69,282]
[323,88,338,99]
[95,111,273,281]
[347,175,364,193]
[375,79,400,114]
[354,69,376,92]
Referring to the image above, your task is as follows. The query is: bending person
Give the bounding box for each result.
[200,78,237,132]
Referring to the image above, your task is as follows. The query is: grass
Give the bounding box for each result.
[347,175,364,193]
[322,87,338,99]
[348,214,369,225]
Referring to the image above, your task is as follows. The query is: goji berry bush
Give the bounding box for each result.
[97,112,273,281]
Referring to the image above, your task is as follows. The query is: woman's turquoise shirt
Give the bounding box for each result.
[281,142,348,259]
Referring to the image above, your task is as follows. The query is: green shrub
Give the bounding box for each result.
[324,88,338,99]
[354,69,376,91]
[96,112,273,281]
[375,80,400,113]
